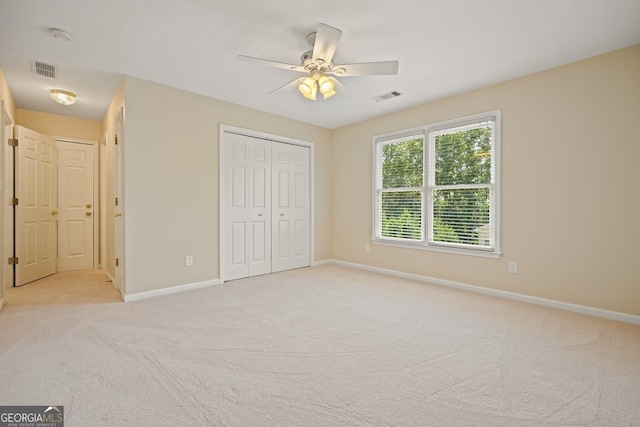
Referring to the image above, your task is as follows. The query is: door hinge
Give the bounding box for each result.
[8,138,18,147]
[8,197,18,206]
[115,258,119,267]
[8,257,18,265]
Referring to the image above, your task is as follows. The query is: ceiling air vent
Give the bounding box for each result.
[30,59,57,78]
[371,91,402,103]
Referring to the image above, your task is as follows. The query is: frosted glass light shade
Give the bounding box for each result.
[50,89,76,105]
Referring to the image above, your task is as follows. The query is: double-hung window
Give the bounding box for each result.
[374,111,500,257]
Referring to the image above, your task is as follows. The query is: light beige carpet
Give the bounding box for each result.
[0,265,639,426]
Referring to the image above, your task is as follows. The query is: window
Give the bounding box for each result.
[374,111,500,257]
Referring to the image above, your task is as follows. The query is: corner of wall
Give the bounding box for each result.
[0,68,17,120]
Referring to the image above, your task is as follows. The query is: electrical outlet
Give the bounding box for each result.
[185,255,193,267]
[365,244,370,253]
[508,261,518,274]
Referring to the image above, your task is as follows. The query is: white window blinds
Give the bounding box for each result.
[374,134,424,241]
[428,120,496,250]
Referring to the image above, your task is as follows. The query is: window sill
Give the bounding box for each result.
[372,239,502,259]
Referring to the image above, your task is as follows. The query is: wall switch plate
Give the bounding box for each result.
[186,255,193,266]
[508,261,518,274]
[365,244,370,253]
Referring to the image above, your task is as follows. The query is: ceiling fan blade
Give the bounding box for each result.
[312,23,342,63]
[268,78,303,95]
[332,76,348,92]
[330,61,399,76]
[236,55,306,73]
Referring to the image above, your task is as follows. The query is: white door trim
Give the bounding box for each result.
[219,124,315,283]
[54,137,99,270]
[99,132,108,270]
[114,107,125,296]
[1,101,13,296]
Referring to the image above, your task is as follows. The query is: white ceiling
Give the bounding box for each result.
[1,0,639,129]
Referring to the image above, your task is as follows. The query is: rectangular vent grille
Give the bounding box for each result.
[30,60,57,78]
[371,91,402,102]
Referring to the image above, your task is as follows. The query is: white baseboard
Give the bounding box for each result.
[324,259,640,326]
[124,279,220,303]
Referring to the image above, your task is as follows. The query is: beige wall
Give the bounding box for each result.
[16,109,101,141]
[0,68,16,119]
[331,45,640,316]
[122,76,331,295]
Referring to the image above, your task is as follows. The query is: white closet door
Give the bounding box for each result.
[272,142,310,272]
[57,141,94,272]
[221,133,271,281]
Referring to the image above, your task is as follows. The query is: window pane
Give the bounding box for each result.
[382,138,423,188]
[381,191,422,240]
[435,126,492,186]
[432,188,490,246]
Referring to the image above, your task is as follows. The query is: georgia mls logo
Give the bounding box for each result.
[0,405,64,427]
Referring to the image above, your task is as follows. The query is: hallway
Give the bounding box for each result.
[3,270,121,310]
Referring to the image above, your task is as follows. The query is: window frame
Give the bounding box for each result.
[372,110,501,258]
[374,132,426,243]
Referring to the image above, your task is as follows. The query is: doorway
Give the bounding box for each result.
[219,126,314,282]
[11,126,98,286]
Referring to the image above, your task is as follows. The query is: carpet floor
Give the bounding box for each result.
[0,265,639,426]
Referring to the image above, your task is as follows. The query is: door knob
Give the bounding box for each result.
[86,203,92,209]
[51,209,59,216]
[115,213,122,218]
[86,212,92,216]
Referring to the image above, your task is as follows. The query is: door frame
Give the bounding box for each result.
[218,124,315,283]
[99,132,108,271]
[54,137,99,270]
[114,107,125,295]
[0,101,13,303]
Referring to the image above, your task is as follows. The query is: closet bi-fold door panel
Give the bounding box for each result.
[271,142,310,273]
[221,133,271,281]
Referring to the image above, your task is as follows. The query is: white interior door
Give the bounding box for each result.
[272,143,310,272]
[57,141,94,271]
[221,132,271,281]
[15,126,57,286]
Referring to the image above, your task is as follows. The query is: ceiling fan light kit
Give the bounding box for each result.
[298,76,317,100]
[237,23,399,101]
[298,73,336,100]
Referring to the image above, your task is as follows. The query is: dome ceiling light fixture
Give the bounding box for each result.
[237,23,399,101]
[49,28,73,42]
[50,89,76,105]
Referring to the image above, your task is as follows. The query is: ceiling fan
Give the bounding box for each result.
[237,23,399,100]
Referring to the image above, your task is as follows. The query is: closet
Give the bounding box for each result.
[220,130,310,281]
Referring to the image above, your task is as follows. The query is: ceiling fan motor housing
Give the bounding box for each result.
[301,50,332,76]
